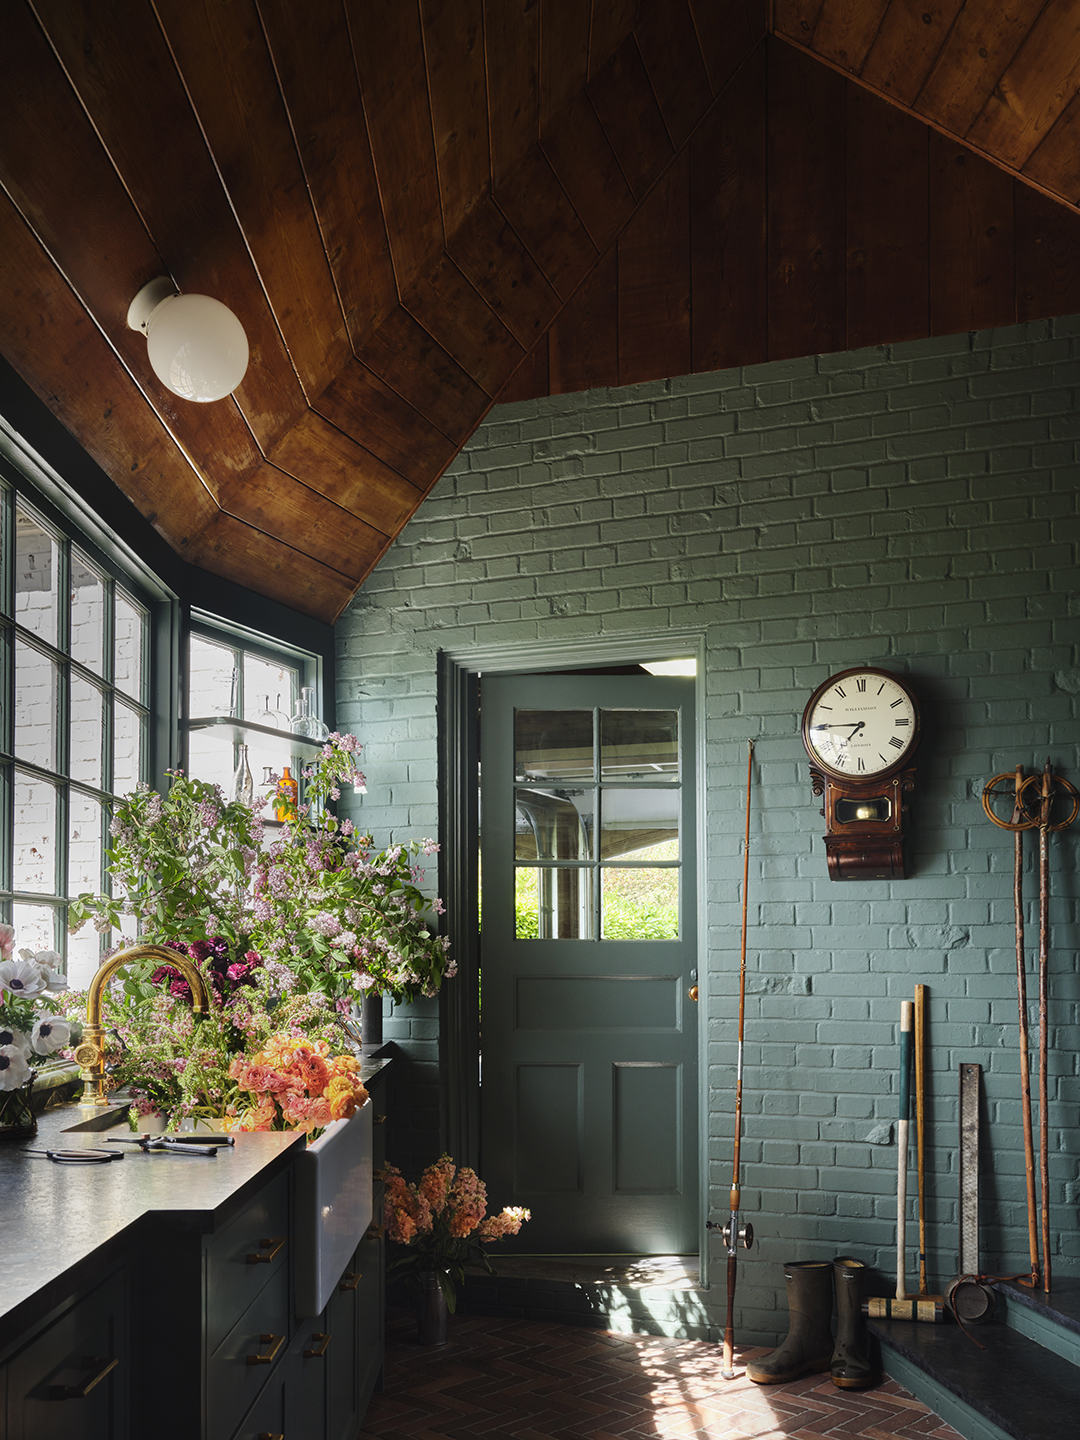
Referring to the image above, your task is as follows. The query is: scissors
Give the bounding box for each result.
[26,1148,125,1164]
[107,1135,221,1157]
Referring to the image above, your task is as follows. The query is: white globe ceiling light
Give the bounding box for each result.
[126,276,249,402]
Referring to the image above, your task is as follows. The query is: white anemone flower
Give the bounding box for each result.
[0,957,48,999]
[31,1015,71,1055]
[29,950,67,993]
[0,1025,31,1057]
[0,1044,31,1091]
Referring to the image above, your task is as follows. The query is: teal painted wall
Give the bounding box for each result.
[337,317,1080,1343]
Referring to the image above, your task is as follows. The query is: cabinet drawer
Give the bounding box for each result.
[5,1267,128,1440]
[206,1170,289,1352]
[207,1261,290,1440]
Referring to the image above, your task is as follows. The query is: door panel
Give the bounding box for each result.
[480,672,697,1253]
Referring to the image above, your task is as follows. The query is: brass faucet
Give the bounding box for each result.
[73,944,210,1107]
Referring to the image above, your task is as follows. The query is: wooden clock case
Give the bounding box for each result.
[801,668,922,881]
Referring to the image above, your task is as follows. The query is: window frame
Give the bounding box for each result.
[0,443,179,975]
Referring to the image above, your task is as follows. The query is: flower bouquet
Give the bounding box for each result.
[228,1034,368,1139]
[69,733,454,1007]
[384,1154,530,1312]
[0,926,73,1138]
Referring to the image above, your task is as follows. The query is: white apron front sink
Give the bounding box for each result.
[294,1099,373,1317]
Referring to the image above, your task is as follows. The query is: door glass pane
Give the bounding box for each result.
[69,790,102,896]
[70,675,104,787]
[114,701,143,795]
[14,770,56,893]
[515,788,594,861]
[115,589,145,701]
[515,866,594,940]
[15,505,59,646]
[600,788,679,859]
[70,550,105,672]
[190,634,238,716]
[601,866,679,939]
[244,653,298,725]
[600,709,678,777]
[15,638,57,768]
[515,710,593,780]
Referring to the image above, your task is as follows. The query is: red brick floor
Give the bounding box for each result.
[360,1311,965,1439]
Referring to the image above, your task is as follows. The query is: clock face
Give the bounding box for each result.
[803,669,919,779]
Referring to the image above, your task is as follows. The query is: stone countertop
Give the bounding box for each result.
[0,1055,390,1342]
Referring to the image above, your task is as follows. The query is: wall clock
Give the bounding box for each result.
[801,667,922,881]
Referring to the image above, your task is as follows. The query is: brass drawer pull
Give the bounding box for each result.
[246,1333,285,1366]
[247,1235,285,1264]
[51,1355,118,1399]
[373,1113,387,1125]
[304,1331,332,1358]
[339,1271,362,1291]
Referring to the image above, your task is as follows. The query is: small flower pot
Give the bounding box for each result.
[416,1271,450,1346]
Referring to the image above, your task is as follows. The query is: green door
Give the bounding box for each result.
[480,673,698,1254]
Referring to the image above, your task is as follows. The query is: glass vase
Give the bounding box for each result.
[0,1074,37,1141]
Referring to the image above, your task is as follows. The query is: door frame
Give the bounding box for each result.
[437,628,709,1275]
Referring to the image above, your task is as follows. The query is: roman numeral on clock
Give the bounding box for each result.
[889,736,904,749]
[856,678,866,692]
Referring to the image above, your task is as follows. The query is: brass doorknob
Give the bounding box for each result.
[688,986,699,1002]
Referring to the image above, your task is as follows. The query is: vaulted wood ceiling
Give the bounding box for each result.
[2,1,1079,623]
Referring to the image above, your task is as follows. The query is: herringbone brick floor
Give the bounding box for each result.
[360,1311,965,1439]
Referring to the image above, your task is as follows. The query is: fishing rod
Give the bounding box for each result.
[720,740,755,1380]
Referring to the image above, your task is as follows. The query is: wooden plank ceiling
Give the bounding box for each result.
[1,1,1078,622]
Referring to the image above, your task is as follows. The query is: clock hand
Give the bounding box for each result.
[812,721,866,734]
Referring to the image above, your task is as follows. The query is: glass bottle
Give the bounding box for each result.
[290,688,312,738]
[232,743,254,807]
[275,765,298,823]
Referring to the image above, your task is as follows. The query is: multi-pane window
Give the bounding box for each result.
[512,708,681,940]
[185,621,321,814]
[1,491,150,988]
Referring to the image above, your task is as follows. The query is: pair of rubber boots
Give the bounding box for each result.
[747,1257,878,1389]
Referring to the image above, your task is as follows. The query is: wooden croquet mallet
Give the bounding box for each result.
[896,1000,913,1300]
[914,984,928,1296]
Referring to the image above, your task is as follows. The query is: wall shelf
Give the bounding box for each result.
[185,715,324,758]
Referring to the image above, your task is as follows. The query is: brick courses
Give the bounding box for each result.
[337,316,1080,1344]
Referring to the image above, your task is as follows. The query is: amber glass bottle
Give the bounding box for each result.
[275,765,298,822]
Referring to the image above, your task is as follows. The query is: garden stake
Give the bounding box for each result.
[720,740,755,1380]
[896,1001,913,1301]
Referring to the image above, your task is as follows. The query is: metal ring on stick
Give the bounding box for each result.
[981,773,1038,831]
[1018,770,1079,832]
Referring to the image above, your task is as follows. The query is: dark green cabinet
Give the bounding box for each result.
[4,1266,129,1440]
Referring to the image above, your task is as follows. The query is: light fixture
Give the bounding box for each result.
[127,276,249,402]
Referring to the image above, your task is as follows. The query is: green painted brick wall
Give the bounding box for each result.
[336,316,1080,1344]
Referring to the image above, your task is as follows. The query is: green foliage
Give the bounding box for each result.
[69,739,454,1006]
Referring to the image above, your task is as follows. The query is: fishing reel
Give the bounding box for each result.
[707,1218,754,1250]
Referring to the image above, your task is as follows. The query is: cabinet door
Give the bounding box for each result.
[284,1322,329,1439]
[6,1268,129,1440]
[327,1250,360,1440]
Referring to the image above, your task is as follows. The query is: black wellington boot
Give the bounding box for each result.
[746,1261,834,1385]
[831,1256,878,1389]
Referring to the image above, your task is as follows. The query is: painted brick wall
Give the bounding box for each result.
[337,317,1080,1344]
